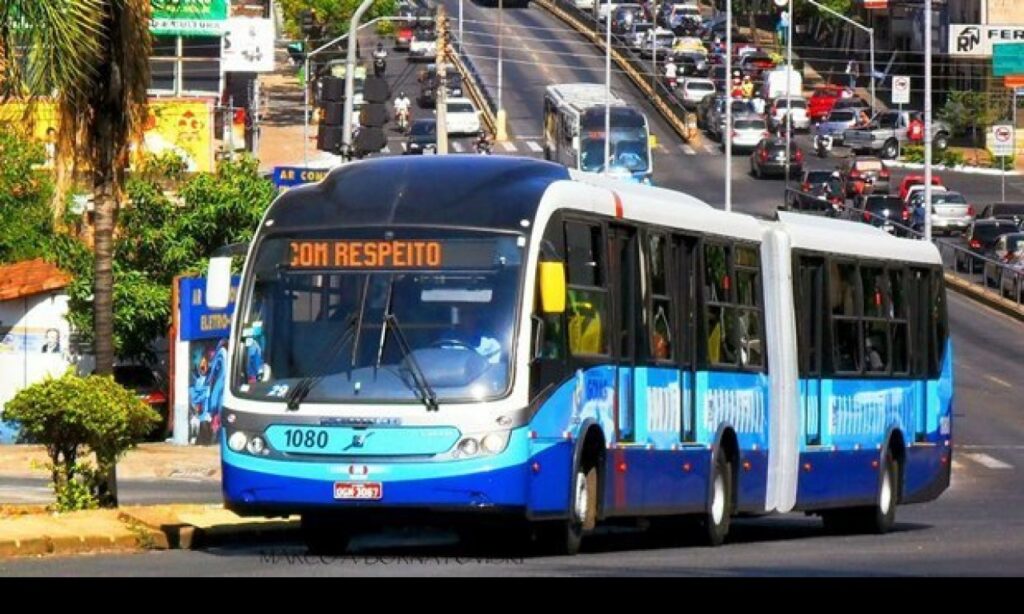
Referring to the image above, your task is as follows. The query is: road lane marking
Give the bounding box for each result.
[451,141,464,153]
[525,141,543,153]
[960,444,1024,450]
[984,374,1013,388]
[951,460,965,472]
[501,141,517,152]
[681,145,696,155]
[964,453,1013,470]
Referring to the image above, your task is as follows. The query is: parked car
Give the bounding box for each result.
[441,97,481,135]
[848,194,908,235]
[814,108,860,145]
[984,232,1024,288]
[678,77,715,110]
[728,115,769,152]
[978,202,1024,226]
[926,190,975,236]
[113,365,169,441]
[405,118,437,154]
[750,137,803,178]
[898,174,945,202]
[998,251,1024,301]
[808,85,845,123]
[786,169,840,211]
[957,219,1019,273]
[767,96,810,131]
[839,155,890,197]
[844,110,951,159]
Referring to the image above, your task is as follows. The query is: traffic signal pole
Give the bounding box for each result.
[342,0,377,161]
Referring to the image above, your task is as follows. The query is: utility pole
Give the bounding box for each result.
[437,5,449,155]
[342,0,376,161]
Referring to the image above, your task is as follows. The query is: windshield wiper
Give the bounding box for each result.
[382,313,438,412]
[285,313,358,411]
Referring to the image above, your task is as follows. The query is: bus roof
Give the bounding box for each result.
[264,156,570,234]
[776,211,941,266]
[546,83,627,113]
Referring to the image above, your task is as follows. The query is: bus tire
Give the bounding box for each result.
[301,514,355,555]
[701,449,732,547]
[536,462,597,556]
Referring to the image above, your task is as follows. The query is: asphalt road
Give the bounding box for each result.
[2,4,1023,576]
[0,476,221,506]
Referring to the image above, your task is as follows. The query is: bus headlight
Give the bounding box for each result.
[481,432,510,455]
[228,431,248,452]
[458,438,480,457]
[247,436,267,455]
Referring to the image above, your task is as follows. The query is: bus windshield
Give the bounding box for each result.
[580,128,650,173]
[234,229,523,405]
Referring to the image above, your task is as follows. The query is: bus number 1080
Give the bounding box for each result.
[283,429,329,449]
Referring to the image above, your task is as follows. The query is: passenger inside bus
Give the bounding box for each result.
[568,292,605,355]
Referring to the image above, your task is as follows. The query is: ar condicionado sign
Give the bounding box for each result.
[289,240,443,268]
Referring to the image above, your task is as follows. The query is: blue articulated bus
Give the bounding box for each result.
[206,155,952,554]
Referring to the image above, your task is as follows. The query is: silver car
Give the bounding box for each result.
[730,115,769,151]
[815,108,860,145]
[707,97,753,139]
[927,190,975,236]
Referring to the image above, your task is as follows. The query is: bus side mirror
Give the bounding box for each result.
[539,262,566,314]
[206,257,233,309]
[649,133,658,148]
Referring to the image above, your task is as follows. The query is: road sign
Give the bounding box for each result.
[892,75,911,105]
[992,124,1015,157]
[272,166,331,188]
[993,43,1024,77]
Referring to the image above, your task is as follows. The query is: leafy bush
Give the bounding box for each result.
[3,371,160,510]
[901,145,969,167]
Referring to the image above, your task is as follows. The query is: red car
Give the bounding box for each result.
[808,85,844,123]
[898,174,944,202]
[395,25,414,51]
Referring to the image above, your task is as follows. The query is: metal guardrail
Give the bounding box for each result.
[780,188,1024,312]
[445,36,497,136]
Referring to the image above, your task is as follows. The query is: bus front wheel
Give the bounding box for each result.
[536,462,597,556]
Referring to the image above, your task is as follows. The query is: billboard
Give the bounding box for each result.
[151,0,228,36]
[222,17,276,73]
[948,24,1024,57]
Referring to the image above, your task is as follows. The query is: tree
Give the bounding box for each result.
[939,90,1010,149]
[279,0,397,41]
[2,0,152,506]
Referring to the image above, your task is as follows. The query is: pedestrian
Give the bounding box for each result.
[751,93,766,116]
[740,75,754,100]
[907,112,924,143]
[777,9,789,47]
[845,59,859,89]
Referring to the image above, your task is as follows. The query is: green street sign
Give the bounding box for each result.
[151,0,228,36]
[993,42,1024,77]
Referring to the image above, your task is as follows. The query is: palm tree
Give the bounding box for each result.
[1,0,151,507]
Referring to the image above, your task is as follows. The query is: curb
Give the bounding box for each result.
[119,507,300,550]
[944,272,1024,322]
[887,160,1023,176]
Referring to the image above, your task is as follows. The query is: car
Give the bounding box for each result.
[673,51,709,77]
[844,109,952,159]
[808,85,845,123]
[611,4,647,34]
[738,52,775,79]
[441,97,480,135]
[667,3,702,33]
[405,118,437,154]
[998,250,1024,301]
[408,28,437,61]
[728,114,769,152]
[984,232,1024,288]
[831,97,869,114]
[839,156,890,197]
[705,96,753,139]
[395,24,415,51]
[925,189,976,236]
[956,219,1019,273]
[787,169,843,212]
[113,364,169,441]
[677,77,715,110]
[626,22,655,52]
[814,108,860,145]
[848,194,908,235]
[898,174,944,202]
[418,71,462,108]
[978,202,1024,226]
[640,27,676,59]
[767,96,810,131]
[750,137,803,179]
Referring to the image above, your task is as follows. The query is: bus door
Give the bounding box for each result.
[608,224,641,511]
[797,257,826,448]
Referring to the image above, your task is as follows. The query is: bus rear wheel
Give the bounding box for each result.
[301,514,356,555]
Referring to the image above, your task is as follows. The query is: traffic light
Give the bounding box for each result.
[354,76,390,157]
[317,76,345,154]
[300,9,322,38]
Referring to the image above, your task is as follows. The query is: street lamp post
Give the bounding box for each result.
[803,0,876,114]
[725,0,732,211]
[605,0,612,176]
[924,0,933,241]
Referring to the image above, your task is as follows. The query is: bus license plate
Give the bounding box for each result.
[334,482,382,500]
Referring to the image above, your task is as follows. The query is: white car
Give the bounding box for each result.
[409,31,437,62]
[769,96,810,131]
[729,115,769,151]
[679,78,715,110]
[441,97,481,135]
[573,0,595,9]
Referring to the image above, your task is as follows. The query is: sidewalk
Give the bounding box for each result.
[0,443,220,481]
[0,504,298,559]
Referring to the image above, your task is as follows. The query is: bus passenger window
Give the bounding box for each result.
[706,306,736,366]
[865,321,889,372]
[648,234,673,360]
[565,222,609,356]
[739,310,762,367]
[568,289,607,355]
[830,261,861,373]
[704,244,731,303]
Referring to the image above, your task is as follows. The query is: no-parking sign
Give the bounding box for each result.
[993,124,1014,157]
[892,75,910,105]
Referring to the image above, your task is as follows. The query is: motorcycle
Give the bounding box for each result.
[373,56,386,77]
[395,108,409,132]
[475,139,492,155]
[815,133,833,158]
